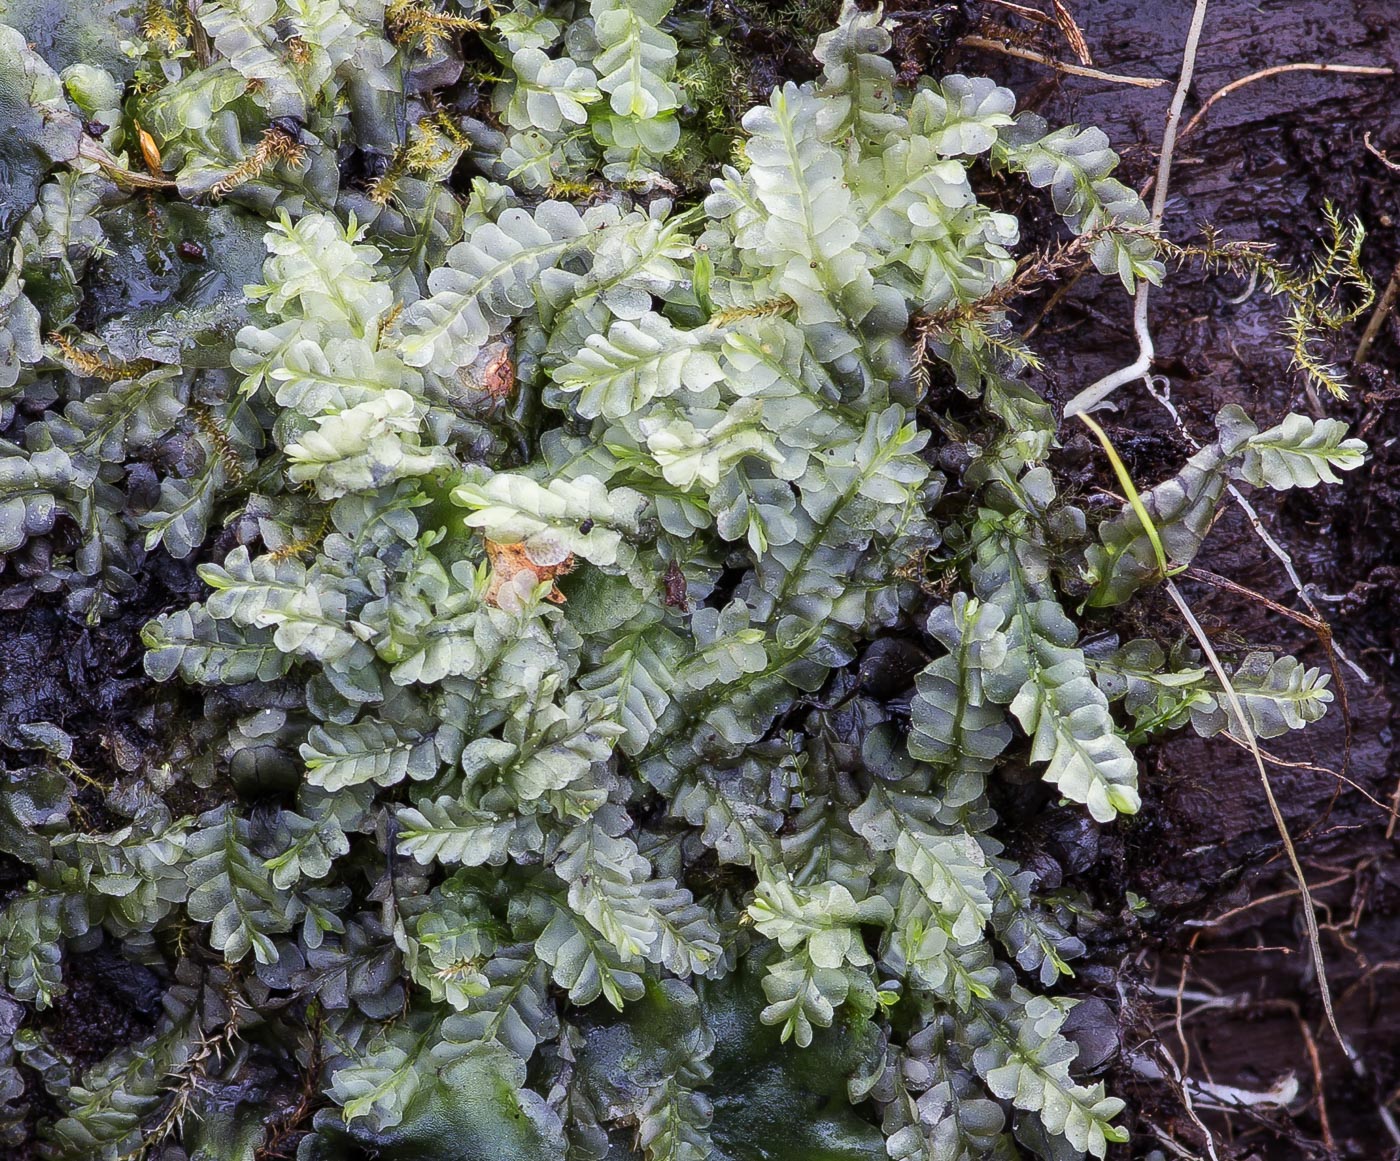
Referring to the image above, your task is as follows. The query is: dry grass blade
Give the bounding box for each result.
[1050,0,1093,65]
[1165,578,1345,1049]
[960,34,1164,88]
[982,0,1054,23]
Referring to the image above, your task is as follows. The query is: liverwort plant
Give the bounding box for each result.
[0,2,1367,1159]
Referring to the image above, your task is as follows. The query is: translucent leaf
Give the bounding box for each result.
[535,904,645,1009]
[141,62,248,138]
[555,807,659,961]
[813,1,902,143]
[452,471,637,567]
[1230,406,1367,489]
[465,691,624,803]
[136,466,223,558]
[498,46,599,131]
[61,367,187,466]
[757,953,853,1048]
[284,389,447,499]
[553,314,723,420]
[439,944,558,1061]
[398,201,587,375]
[988,597,1141,823]
[185,809,293,965]
[909,595,1014,783]
[852,786,992,947]
[638,878,723,978]
[198,545,360,663]
[590,0,680,121]
[396,795,544,868]
[301,719,438,791]
[1190,652,1333,740]
[717,82,875,336]
[748,875,891,970]
[909,75,1017,157]
[998,117,1162,291]
[197,0,303,118]
[577,626,682,755]
[973,994,1127,1158]
[0,889,79,1007]
[331,1018,439,1132]
[252,211,393,334]
[1087,637,1208,737]
[1083,440,1229,607]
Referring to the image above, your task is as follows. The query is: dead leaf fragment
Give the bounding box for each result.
[662,558,689,612]
[134,121,163,176]
[458,338,516,402]
[484,539,574,608]
[482,345,515,399]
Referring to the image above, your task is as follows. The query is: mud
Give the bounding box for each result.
[0,555,204,782]
[0,556,204,1158]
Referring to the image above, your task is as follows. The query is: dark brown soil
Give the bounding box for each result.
[951,1,1400,1156]
[4,4,1399,1159]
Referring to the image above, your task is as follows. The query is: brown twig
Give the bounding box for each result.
[1182,870,1354,931]
[1194,944,1295,955]
[1137,62,1395,205]
[77,137,179,190]
[1175,953,1194,1079]
[1337,959,1400,1007]
[186,0,212,67]
[1355,258,1400,366]
[1218,733,1395,819]
[960,33,1165,88]
[1297,1018,1337,1154]
[1388,775,1400,842]
[1185,64,1393,144]
[1364,130,1400,173]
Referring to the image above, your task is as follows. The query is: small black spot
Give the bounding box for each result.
[578,518,595,534]
[339,144,390,189]
[268,115,306,143]
[83,120,109,137]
